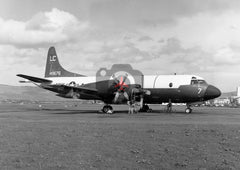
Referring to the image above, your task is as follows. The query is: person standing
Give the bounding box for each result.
[128,101,134,114]
[166,99,172,112]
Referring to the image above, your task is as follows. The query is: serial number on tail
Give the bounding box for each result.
[49,71,61,76]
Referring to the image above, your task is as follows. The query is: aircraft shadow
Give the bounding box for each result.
[41,108,100,114]
[37,108,206,115]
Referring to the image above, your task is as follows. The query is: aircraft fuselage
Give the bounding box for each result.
[42,75,221,105]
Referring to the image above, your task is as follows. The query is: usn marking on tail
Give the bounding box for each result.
[17,46,221,114]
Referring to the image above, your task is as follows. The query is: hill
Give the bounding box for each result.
[220,91,237,98]
[0,84,68,102]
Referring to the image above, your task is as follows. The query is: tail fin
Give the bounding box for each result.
[45,47,85,77]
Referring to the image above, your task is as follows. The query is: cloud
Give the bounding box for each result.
[89,0,240,29]
[138,36,153,42]
[0,8,89,48]
[213,46,240,65]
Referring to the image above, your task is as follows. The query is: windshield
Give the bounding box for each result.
[191,79,207,85]
[191,80,198,85]
[198,80,207,85]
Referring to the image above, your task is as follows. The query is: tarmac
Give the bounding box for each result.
[0,103,240,169]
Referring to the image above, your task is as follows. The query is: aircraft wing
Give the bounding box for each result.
[17,74,52,83]
[48,84,99,99]
[52,84,98,94]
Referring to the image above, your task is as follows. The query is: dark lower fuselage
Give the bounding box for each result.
[144,87,202,104]
[101,84,221,104]
[42,83,221,105]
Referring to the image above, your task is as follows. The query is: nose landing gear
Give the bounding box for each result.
[139,104,150,112]
[185,104,192,113]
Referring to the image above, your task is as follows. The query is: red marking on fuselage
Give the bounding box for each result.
[114,76,129,91]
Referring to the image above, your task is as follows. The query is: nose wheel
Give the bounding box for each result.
[102,105,113,114]
[185,104,192,113]
[185,108,192,113]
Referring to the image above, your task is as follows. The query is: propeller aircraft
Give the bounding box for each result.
[17,47,221,113]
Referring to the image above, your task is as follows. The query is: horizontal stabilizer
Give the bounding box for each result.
[17,74,52,83]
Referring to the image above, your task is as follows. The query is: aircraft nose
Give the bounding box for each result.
[204,85,221,100]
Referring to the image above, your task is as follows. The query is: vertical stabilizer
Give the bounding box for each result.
[45,47,85,78]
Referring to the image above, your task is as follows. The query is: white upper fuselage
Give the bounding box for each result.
[46,75,205,89]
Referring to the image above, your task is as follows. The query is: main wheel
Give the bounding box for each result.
[102,105,113,114]
[102,105,109,113]
[140,105,149,112]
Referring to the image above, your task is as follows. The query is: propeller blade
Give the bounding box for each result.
[113,91,120,103]
[140,97,144,108]
[120,74,128,86]
[123,91,129,100]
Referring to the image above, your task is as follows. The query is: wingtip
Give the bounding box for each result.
[17,74,26,77]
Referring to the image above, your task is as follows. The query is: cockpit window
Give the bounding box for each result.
[191,80,198,85]
[191,79,207,85]
[198,80,207,84]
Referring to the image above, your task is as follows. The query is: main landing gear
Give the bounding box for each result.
[102,105,113,114]
[139,104,150,112]
[185,104,192,113]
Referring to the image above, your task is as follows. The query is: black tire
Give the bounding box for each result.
[185,108,191,113]
[102,105,113,114]
[140,105,149,112]
[102,106,109,113]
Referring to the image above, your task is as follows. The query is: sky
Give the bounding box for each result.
[0,0,240,92]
